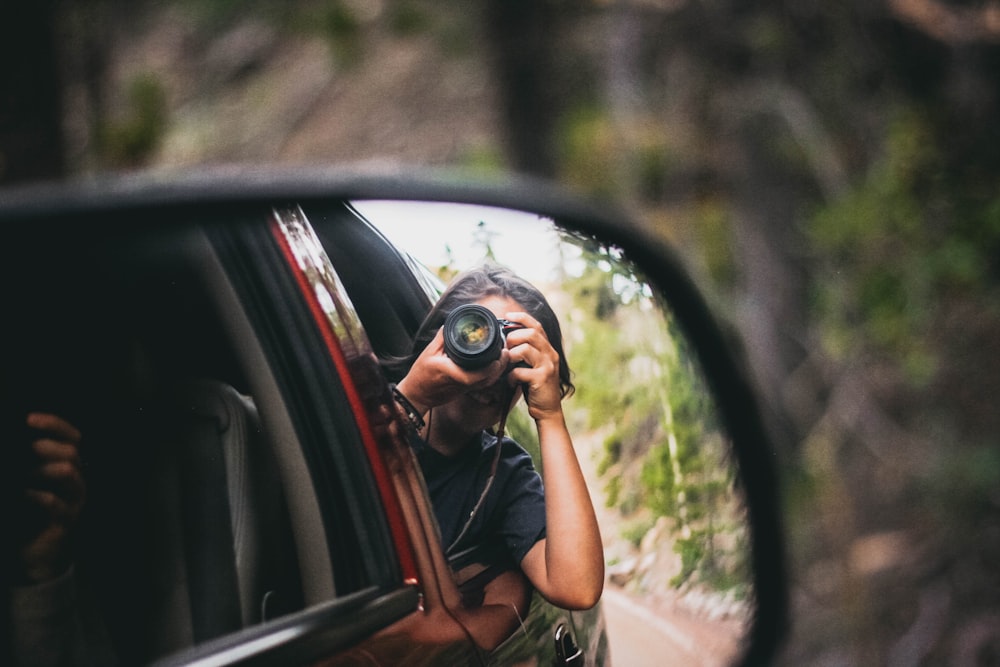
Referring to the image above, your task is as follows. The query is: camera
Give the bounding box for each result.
[443,304,523,370]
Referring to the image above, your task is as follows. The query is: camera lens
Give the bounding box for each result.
[443,304,504,369]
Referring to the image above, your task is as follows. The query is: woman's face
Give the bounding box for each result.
[436,294,524,435]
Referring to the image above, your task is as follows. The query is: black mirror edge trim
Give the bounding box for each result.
[0,162,788,663]
[0,163,605,222]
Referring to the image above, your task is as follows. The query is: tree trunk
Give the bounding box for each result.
[0,0,65,184]
[483,0,562,177]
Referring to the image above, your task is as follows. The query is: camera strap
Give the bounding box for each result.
[445,383,518,556]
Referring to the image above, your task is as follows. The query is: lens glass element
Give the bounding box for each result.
[454,312,491,350]
[443,304,503,368]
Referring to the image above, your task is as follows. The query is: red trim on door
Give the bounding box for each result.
[270,221,420,586]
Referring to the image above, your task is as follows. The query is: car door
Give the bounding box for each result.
[244,203,483,665]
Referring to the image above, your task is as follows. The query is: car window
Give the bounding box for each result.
[306,201,437,361]
[1,211,404,666]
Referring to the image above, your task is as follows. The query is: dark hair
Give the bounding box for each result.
[386,262,574,398]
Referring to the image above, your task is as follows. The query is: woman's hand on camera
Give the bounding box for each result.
[503,311,563,422]
[397,328,510,415]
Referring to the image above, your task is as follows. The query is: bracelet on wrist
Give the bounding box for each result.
[390,383,426,432]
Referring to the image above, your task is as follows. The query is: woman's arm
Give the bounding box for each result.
[505,313,604,610]
[452,567,533,649]
[518,413,604,610]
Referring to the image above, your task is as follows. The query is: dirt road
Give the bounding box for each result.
[601,586,743,667]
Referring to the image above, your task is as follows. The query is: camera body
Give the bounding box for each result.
[443,303,523,370]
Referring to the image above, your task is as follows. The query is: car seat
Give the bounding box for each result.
[142,379,302,658]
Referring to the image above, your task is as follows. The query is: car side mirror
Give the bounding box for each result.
[0,166,786,666]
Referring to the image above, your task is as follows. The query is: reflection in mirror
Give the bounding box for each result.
[354,201,752,666]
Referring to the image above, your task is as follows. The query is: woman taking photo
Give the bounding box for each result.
[386,262,604,612]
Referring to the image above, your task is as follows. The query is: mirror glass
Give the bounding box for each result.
[353,200,752,665]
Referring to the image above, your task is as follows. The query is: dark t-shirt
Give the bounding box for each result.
[412,431,546,565]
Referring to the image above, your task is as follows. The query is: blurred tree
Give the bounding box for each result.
[0,0,65,183]
[482,0,567,177]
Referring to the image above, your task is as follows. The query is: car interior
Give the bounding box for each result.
[1,216,320,664]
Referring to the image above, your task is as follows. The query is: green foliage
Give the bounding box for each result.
[318,0,364,66]
[559,107,619,200]
[573,321,633,428]
[557,105,677,203]
[281,0,369,66]
[603,472,622,509]
[455,144,506,175]
[100,73,167,167]
[693,198,737,290]
[387,1,430,36]
[595,434,621,476]
[671,526,749,593]
[621,515,657,549]
[809,108,1000,386]
[639,440,678,516]
[178,0,279,28]
[671,533,703,586]
[563,234,747,593]
[505,403,540,465]
[636,140,672,201]
[430,9,479,58]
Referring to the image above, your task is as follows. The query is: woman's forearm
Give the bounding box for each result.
[524,413,604,609]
